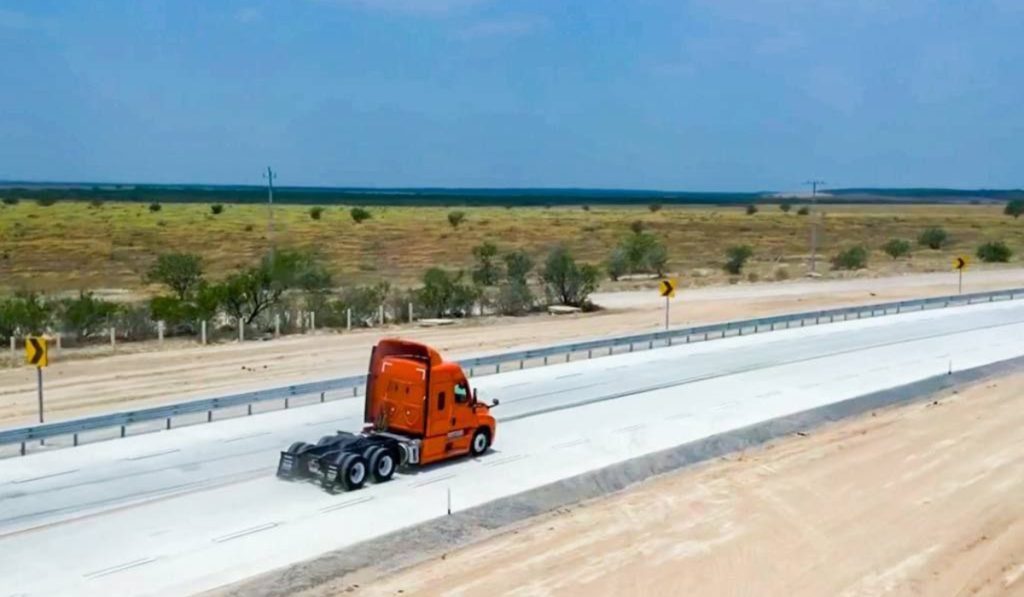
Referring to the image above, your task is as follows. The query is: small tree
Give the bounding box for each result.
[447,211,466,228]
[832,245,869,270]
[36,197,57,207]
[541,246,600,307]
[496,282,534,315]
[918,227,949,250]
[89,199,104,209]
[417,268,478,318]
[60,292,120,339]
[149,202,162,212]
[882,238,912,259]
[211,204,224,215]
[648,203,662,213]
[147,253,204,300]
[350,207,372,224]
[607,247,629,281]
[797,206,810,216]
[780,202,792,213]
[977,241,1012,263]
[1004,200,1024,219]
[503,250,534,284]
[309,206,324,220]
[471,241,500,286]
[746,204,758,215]
[629,220,644,235]
[724,245,753,274]
[1,197,18,206]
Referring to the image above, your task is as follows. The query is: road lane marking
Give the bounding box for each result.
[10,469,79,484]
[614,424,645,434]
[320,496,374,513]
[124,449,181,461]
[483,454,529,467]
[83,557,157,579]
[551,438,588,450]
[411,473,456,488]
[213,522,278,543]
[224,431,272,443]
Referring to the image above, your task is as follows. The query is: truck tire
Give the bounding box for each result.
[470,428,491,456]
[365,446,396,483]
[339,453,368,491]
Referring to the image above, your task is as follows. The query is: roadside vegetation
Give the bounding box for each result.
[1,201,1022,349]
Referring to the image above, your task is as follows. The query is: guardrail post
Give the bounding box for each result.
[167,418,172,429]
[120,425,126,438]
[73,433,78,446]
[208,410,213,421]
[352,387,357,397]
[248,404,253,415]
[20,442,25,456]
[496,363,501,373]
[543,356,548,365]
[668,337,673,346]
[519,360,524,369]
[629,343,634,352]
[587,349,593,358]
[284,398,289,410]
[565,353,571,362]
[469,368,475,377]
[320,392,326,403]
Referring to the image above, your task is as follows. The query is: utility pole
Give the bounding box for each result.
[803,179,826,274]
[263,166,277,264]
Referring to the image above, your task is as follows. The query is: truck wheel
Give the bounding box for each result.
[339,454,368,491]
[366,447,396,483]
[470,428,491,456]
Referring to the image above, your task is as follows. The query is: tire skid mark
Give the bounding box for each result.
[83,556,158,580]
[10,469,79,485]
[411,473,456,488]
[124,448,181,461]
[482,454,529,468]
[319,496,374,514]
[213,522,278,544]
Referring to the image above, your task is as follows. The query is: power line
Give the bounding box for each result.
[803,179,826,274]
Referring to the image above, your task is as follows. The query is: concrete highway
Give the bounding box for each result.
[2,299,1024,596]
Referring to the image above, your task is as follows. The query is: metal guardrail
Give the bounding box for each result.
[2,286,1021,453]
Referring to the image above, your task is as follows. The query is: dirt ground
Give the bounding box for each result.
[345,373,1024,597]
[0,269,1021,427]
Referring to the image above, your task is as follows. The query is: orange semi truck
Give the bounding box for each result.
[277,338,498,491]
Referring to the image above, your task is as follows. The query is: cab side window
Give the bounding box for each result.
[454,382,469,404]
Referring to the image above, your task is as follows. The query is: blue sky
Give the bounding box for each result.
[1,0,1021,191]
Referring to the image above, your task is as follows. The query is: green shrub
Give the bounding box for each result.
[147,253,204,300]
[0,292,53,339]
[471,241,500,286]
[607,247,629,281]
[211,204,224,215]
[350,207,372,224]
[797,206,810,216]
[832,245,869,270]
[618,231,668,276]
[779,202,792,213]
[648,203,662,213]
[541,246,600,307]
[724,245,753,274]
[976,241,1012,263]
[495,281,534,316]
[1,197,18,206]
[1004,200,1024,219]
[59,292,120,339]
[36,197,57,207]
[149,202,162,212]
[89,199,104,208]
[503,250,534,284]
[309,206,324,220]
[745,204,758,215]
[417,268,478,318]
[918,227,948,250]
[882,238,912,259]
[447,211,466,228]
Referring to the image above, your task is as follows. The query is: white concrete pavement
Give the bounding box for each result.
[2,299,1024,596]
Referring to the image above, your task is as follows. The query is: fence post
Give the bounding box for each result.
[346,308,352,331]
[158,321,165,345]
[310,312,316,332]
[201,320,207,345]
[238,320,244,343]
[9,337,14,362]
[56,333,62,354]
[379,305,385,325]
[274,315,281,338]
[110,327,116,352]
[408,302,414,323]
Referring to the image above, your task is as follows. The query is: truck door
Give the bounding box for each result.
[447,378,475,453]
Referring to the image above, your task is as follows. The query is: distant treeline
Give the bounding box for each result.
[0,182,1021,206]
[0,184,762,207]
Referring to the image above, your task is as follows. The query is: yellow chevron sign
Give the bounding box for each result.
[26,336,48,368]
[659,278,678,298]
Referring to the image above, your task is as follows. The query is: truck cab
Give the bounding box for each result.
[366,338,496,464]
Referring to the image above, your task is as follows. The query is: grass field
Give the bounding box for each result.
[0,201,1020,295]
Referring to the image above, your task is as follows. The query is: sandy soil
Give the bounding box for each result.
[347,373,1024,597]
[1,269,1021,427]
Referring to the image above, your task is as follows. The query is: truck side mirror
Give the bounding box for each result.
[473,388,478,403]
[491,398,500,407]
